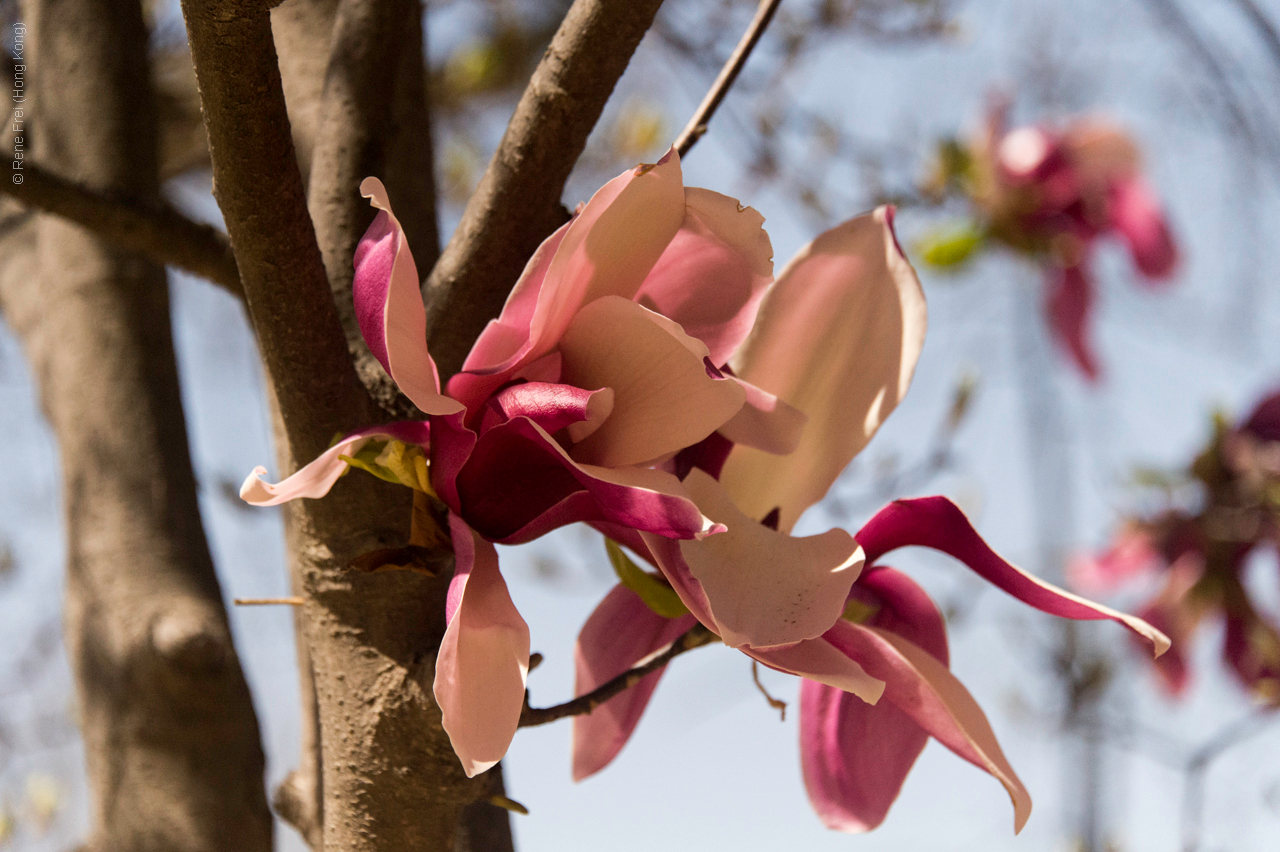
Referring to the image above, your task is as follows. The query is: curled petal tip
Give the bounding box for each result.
[239,466,271,503]
[359,176,388,206]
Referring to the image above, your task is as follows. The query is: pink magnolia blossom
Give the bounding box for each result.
[571,216,1168,832]
[939,105,1179,379]
[240,151,914,777]
[1073,391,1280,701]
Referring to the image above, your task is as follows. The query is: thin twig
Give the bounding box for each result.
[751,660,787,721]
[0,159,243,298]
[1227,0,1280,75]
[519,623,718,727]
[673,0,784,158]
[234,597,305,606]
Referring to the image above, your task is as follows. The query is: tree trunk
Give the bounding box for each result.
[0,2,274,850]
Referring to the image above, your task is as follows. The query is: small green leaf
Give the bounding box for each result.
[605,539,689,619]
[841,597,880,624]
[917,222,985,269]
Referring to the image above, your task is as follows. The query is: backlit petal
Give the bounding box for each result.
[635,187,774,365]
[722,207,927,531]
[1045,262,1099,380]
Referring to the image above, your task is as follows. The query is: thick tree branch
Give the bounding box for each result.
[519,624,718,727]
[424,0,669,380]
[0,159,243,297]
[673,0,783,158]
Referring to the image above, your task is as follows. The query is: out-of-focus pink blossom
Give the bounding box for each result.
[1075,390,1280,702]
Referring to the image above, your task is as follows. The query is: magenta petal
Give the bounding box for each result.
[477,381,614,441]
[572,585,697,781]
[799,566,949,832]
[354,178,464,415]
[1045,262,1100,380]
[634,187,774,365]
[823,621,1033,833]
[1109,178,1178,280]
[1242,390,1280,442]
[800,680,927,833]
[435,515,530,777]
[453,417,716,544]
[855,497,1171,656]
[240,421,431,506]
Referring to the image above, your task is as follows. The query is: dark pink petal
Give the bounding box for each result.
[572,585,697,781]
[452,416,718,544]
[721,207,927,532]
[1045,262,1100,380]
[477,381,614,442]
[240,421,431,506]
[634,187,774,365]
[672,431,735,482]
[799,567,948,832]
[353,178,464,415]
[856,497,1171,656]
[647,470,864,650]
[823,621,1032,833]
[1242,390,1280,442]
[435,515,530,777]
[1109,178,1178,280]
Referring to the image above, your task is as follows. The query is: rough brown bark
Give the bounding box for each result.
[179,1,482,849]
[308,0,439,417]
[0,159,242,296]
[0,2,273,851]
[423,0,668,379]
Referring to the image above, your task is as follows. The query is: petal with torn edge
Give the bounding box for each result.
[354,178,463,415]
[635,187,774,365]
[572,585,697,781]
[855,496,1171,656]
[434,514,530,778]
[721,207,927,531]
[240,421,431,506]
[559,296,745,468]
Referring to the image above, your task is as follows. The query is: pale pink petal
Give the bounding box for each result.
[717,376,807,456]
[559,296,745,468]
[856,497,1171,657]
[721,207,927,531]
[354,178,464,416]
[823,621,1033,833]
[799,567,947,833]
[1062,119,1141,191]
[239,421,431,506]
[450,152,687,409]
[572,585,697,781]
[634,187,774,365]
[448,221,573,409]
[661,469,863,649]
[745,637,884,704]
[1109,178,1178,280]
[434,514,531,778]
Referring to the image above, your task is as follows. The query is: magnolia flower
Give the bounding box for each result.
[239,151,886,777]
[926,104,1179,379]
[1071,391,1280,702]
[571,215,1168,832]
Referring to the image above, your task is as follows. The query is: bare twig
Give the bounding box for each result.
[234,597,304,606]
[424,0,669,380]
[750,659,787,721]
[673,0,784,158]
[1228,0,1280,75]
[0,159,242,297]
[519,623,718,727]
